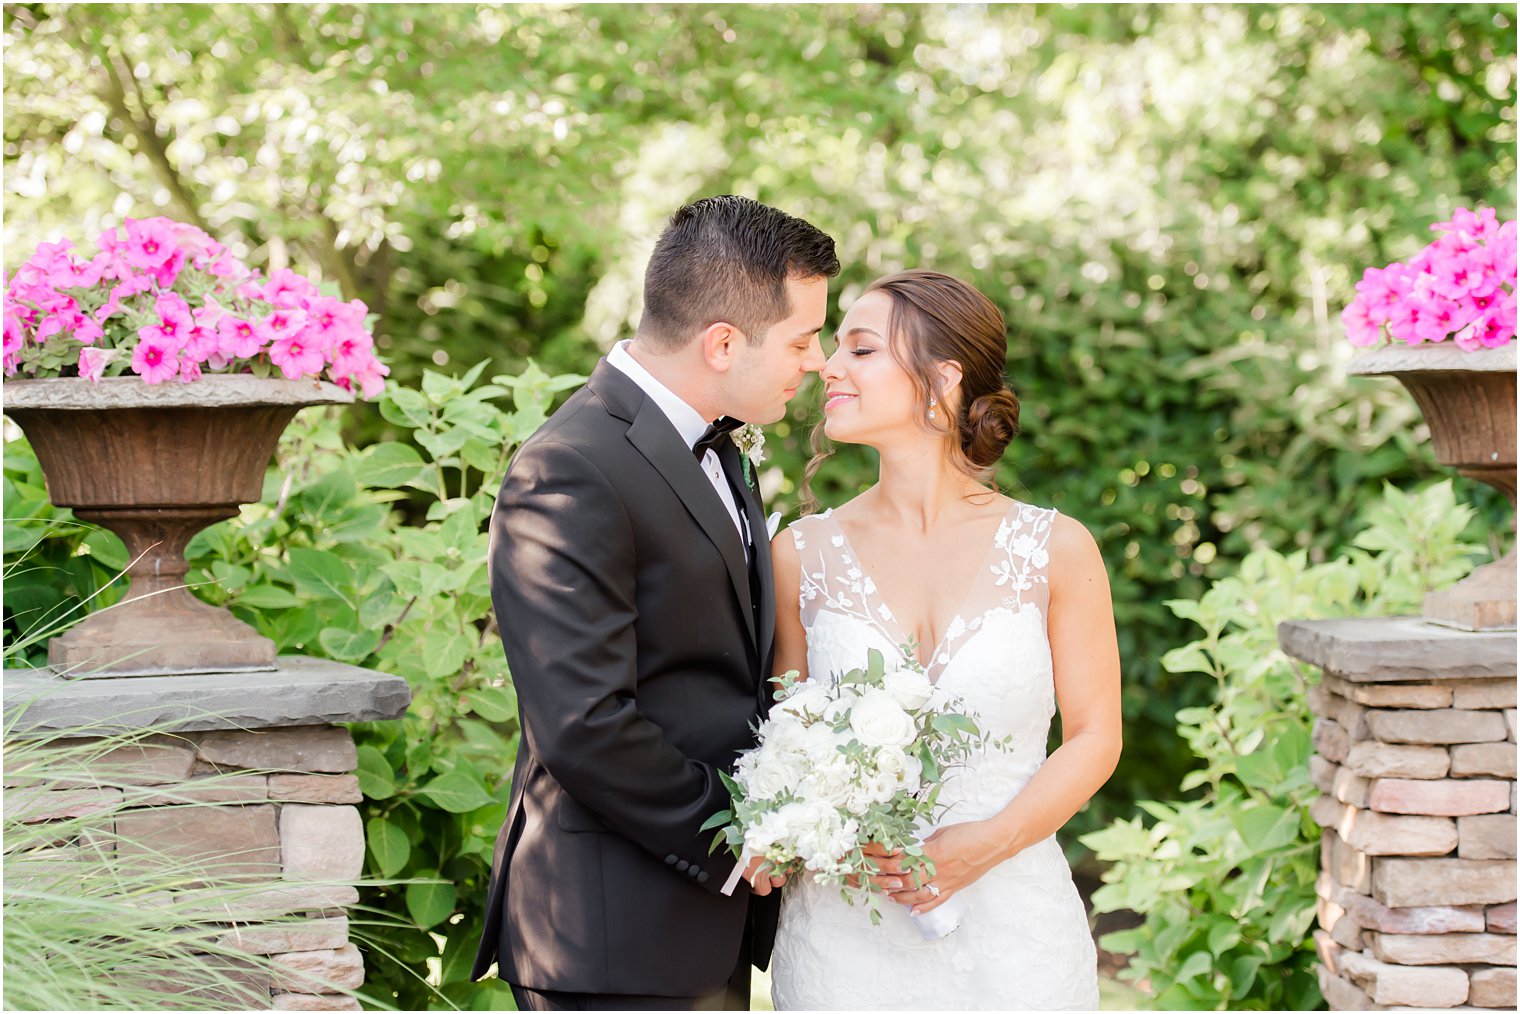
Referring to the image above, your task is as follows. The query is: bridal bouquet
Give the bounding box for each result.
[705,648,987,928]
[3,216,388,395]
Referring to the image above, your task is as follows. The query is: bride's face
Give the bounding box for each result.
[819,290,924,445]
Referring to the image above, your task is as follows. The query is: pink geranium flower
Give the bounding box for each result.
[131,335,180,384]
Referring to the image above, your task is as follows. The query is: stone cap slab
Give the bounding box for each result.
[2,375,353,411]
[3,655,410,736]
[1279,617,1517,682]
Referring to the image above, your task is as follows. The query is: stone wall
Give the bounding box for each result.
[3,658,409,1011]
[1281,618,1517,1011]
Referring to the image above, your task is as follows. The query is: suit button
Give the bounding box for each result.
[697,871,710,884]
[675,859,690,872]
[687,866,700,878]
[664,854,679,865]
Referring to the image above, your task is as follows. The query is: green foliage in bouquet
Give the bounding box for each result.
[1080,481,1487,1010]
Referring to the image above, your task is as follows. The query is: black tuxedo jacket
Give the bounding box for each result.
[470,359,780,997]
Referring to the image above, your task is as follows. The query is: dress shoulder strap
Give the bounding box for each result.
[786,510,853,630]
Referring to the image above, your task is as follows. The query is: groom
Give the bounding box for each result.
[470,196,839,1011]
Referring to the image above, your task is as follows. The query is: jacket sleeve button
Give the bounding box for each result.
[697,870,710,884]
[675,859,690,872]
[664,854,679,865]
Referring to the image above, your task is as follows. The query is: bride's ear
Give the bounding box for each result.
[936,360,964,402]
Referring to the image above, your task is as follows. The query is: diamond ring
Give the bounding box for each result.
[926,884,941,899]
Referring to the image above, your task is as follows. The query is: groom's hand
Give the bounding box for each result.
[744,855,786,895]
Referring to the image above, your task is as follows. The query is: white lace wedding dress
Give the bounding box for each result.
[770,502,1100,1011]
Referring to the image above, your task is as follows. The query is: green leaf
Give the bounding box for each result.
[287,548,353,603]
[463,684,517,722]
[354,442,428,487]
[355,744,396,800]
[318,626,382,662]
[237,583,301,609]
[420,770,497,813]
[405,880,457,929]
[366,816,410,876]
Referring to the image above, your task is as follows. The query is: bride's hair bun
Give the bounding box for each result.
[961,388,1021,468]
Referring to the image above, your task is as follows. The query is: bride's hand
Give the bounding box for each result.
[890,821,1006,915]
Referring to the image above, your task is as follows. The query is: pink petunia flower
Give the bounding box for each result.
[139,292,195,349]
[77,346,120,383]
[131,335,180,384]
[261,268,321,308]
[122,217,178,272]
[217,315,265,359]
[268,329,325,380]
[1433,206,1499,242]
[1342,296,1383,346]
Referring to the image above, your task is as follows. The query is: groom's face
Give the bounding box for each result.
[726,275,829,424]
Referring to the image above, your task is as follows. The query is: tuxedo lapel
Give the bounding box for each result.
[718,443,776,682]
[610,380,757,652]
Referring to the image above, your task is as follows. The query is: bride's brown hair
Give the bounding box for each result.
[801,270,1020,514]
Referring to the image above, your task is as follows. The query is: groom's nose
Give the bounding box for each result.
[802,333,827,373]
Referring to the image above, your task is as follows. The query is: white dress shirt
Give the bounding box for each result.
[607,340,749,557]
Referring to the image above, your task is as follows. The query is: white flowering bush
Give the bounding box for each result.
[704,648,989,921]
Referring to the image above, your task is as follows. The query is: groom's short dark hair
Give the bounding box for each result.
[636,196,839,352]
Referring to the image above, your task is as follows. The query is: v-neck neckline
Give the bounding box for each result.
[825,501,1019,678]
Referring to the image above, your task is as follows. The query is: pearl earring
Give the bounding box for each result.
[928,398,937,420]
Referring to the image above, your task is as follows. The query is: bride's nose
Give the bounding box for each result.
[820,347,846,382]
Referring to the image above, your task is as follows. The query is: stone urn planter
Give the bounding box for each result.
[1348,344,1517,630]
[2,375,353,677]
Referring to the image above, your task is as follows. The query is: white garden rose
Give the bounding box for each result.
[772,682,829,722]
[798,751,857,809]
[848,690,917,748]
[800,721,848,765]
[881,667,934,711]
[744,744,805,801]
[874,745,924,794]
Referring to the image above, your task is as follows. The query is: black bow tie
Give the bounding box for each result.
[692,416,744,460]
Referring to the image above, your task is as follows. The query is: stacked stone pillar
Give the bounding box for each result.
[3,657,409,1010]
[1281,617,1517,1010]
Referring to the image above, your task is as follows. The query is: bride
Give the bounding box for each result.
[767,270,1122,1010]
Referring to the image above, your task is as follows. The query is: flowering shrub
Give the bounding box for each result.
[3,217,388,395]
[1342,207,1517,350]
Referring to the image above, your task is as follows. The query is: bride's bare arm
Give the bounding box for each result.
[982,512,1122,851]
[891,512,1121,911]
[770,529,811,683]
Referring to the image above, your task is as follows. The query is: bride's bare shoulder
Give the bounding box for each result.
[1045,511,1108,582]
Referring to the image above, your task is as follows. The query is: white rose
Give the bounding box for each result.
[881,668,934,711]
[798,752,857,809]
[848,691,917,748]
[744,747,804,802]
[800,722,848,765]
[874,746,924,794]
[760,713,808,752]
[772,682,830,722]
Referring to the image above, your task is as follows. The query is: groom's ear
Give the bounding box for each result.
[699,321,743,373]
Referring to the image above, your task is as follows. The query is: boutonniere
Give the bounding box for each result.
[732,423,766,489]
